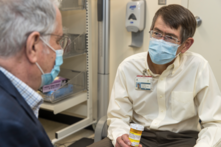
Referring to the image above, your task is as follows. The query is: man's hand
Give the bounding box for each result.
[115,134,142,147]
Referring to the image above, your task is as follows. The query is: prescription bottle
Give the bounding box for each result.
[129,123,144,147]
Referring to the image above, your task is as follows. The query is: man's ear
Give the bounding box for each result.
[180,38,194,53]
[25,32,41,64]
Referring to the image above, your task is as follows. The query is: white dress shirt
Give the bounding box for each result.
[107,51,221,147]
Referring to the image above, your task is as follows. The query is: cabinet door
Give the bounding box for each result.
[188,0,221,89]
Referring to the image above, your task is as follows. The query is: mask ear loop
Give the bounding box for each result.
[40,37,56,52]
[176,52,181,57]
[175,40,187,57]
[175,43,183,58]
[36,37,56,75]
[36,62,45,74]
[35,38,48,76]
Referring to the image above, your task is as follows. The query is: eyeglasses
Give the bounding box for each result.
[149,30,180,44]
[51,34,71,51]
[42,34,71,51]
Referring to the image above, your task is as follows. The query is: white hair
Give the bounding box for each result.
[0,0,61,57]
[53,0,62,8]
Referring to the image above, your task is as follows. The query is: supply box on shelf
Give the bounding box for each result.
[60,0,86,11]
[63,33,86,59]
[38,68,87,103]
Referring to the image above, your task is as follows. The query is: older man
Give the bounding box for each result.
[0,0,70,146]
[89,4,221,147]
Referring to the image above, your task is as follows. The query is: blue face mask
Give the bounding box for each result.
[36,37,63,87]
[148,38,180,65]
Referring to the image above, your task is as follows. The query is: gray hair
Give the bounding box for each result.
[0,0,61,57]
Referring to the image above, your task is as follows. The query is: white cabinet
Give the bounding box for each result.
[40,0,97,144]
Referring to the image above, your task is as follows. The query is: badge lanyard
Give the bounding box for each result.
[135,69,153,91]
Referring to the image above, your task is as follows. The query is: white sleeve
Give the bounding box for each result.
[194,63,221,147]
[107,65,133,146]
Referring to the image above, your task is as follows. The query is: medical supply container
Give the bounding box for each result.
[129,123,144,147]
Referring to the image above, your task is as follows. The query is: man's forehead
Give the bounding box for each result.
[153,16,181,37]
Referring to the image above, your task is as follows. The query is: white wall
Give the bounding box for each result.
[188,0,221,89]
[109,0,184,94]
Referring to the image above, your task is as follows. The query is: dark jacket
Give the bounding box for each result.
[0,71,53,147]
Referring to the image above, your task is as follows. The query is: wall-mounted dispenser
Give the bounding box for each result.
[126,0,146,48]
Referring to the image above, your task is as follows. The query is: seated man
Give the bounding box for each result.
[89,4,221,147]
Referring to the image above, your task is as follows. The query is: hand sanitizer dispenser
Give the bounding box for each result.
[126,1,145,32]
[126,0,146,48]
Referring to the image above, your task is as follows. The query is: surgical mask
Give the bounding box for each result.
[148,38,180,65]
[36,37,63,87]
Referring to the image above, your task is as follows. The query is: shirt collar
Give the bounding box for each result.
[0,67,43,117]
[145,52,181,76]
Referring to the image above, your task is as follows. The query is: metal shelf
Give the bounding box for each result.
[38,69,87,103]
[40,91,87,114]
[64,52,86,59]
[63,34,86,59]
[39,0,95,144]
[60,0,86,11]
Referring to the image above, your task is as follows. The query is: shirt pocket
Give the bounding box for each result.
[171,91,196,121]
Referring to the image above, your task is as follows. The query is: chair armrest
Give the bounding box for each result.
[94,115,108,142]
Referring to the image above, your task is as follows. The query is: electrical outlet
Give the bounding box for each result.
[158,0,167,5]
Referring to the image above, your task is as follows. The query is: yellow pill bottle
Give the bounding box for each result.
[129,123,144,147]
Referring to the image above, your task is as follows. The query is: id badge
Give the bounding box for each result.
[135,75,152,90]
